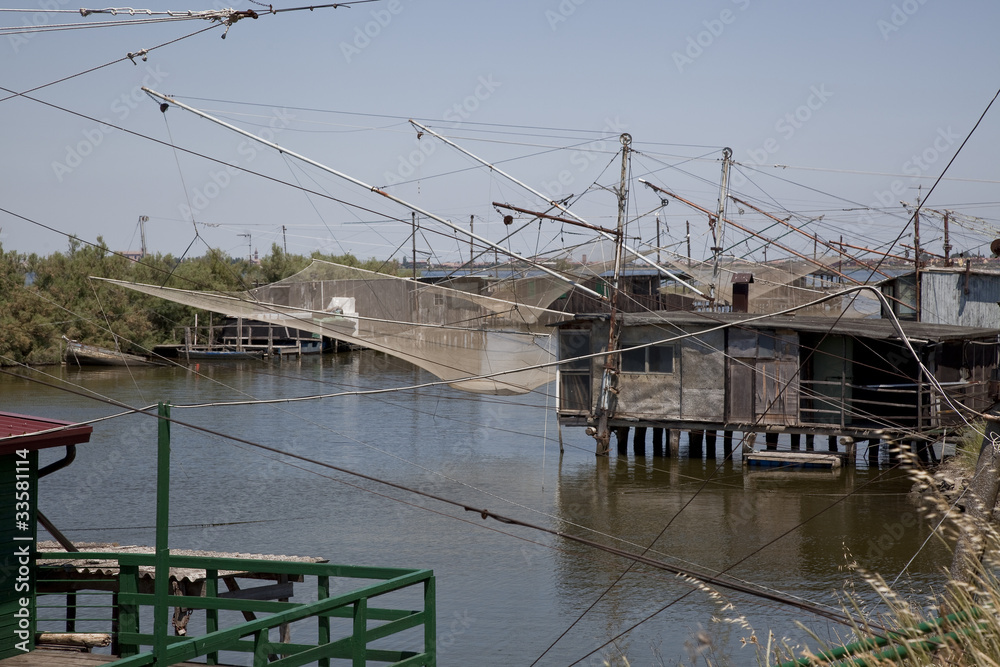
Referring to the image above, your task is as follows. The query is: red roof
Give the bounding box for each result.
[0,411,93,456]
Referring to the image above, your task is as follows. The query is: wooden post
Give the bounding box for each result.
[689,430,704,459]
[827,434,838,452]
[765,433,778,451]
[722,431,733,460]
[790,433,801,451]
[633,427,647,457]
[867,438,880,467]
[886,439,901,465]
[615,427,630,456]
[669,429,680,458]
[805,434,815,451]
[705,430,717,459]
[652,428,664,457]
[843,437,857,465]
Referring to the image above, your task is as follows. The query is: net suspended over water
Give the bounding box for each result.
[98,260,572,395]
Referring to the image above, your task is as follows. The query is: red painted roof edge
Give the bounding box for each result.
[0,411,94,456]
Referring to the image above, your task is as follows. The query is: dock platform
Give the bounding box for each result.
[0,649,238,667]
[744,451,842,469]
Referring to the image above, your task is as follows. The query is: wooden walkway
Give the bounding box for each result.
[0,649,238,666]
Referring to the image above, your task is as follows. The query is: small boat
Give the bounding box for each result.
[63,337,161,367]
[181,346,264,360]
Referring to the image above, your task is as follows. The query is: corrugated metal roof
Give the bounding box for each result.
[561,311,999,342]
[0,411,93,456]
[37,542,327,583]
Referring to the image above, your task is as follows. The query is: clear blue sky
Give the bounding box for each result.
[2,0,998,268]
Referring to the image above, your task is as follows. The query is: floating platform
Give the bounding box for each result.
[744,451,842,469]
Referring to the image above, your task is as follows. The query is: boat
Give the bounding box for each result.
[181,346,264,360]
[63,337,162,367]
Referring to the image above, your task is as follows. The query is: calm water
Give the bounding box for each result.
[5,352,951,665]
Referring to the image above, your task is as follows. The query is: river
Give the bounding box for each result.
[4,352,951,665]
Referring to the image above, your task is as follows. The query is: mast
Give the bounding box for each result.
[593,133,631,456]
[143,88,605,302]
[411,212,417,280]
[711,147,733,306]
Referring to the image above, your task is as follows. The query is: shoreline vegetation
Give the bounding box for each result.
[0,238,399,366]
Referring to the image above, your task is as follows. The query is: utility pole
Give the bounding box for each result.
[943,211,952,267]
[138,215,149,258]
[655,213,661,266]
[686,220,691,267]
[469,214,475,267]
[238,233,251,262]
[914,208,920,320]
[411,212,417,280]
[593,133,631,456]
[282,225,287,254]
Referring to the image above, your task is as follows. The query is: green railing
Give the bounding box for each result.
[776,608,983,667]
[36,551,436,667]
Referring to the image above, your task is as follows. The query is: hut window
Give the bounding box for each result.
[559,329,591,370]
[622,344,674,374]
[433,293,445,306]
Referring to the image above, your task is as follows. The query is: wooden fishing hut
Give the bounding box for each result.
[556,312,1000,463]
[880,265,1000,327]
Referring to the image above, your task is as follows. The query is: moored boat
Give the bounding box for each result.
[63,337,161,367]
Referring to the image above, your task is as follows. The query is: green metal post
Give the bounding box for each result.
[318,576,330,667]
[154,403,171,663]
[205,569,219,666]
[118,564,139,656]
[352,598,367,666]
[424,576,436,666]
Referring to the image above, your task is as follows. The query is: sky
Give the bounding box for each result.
[2,0,999,271]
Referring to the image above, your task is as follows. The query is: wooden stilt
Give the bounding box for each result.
[805,434,815,451]
[887,439,901,465]
[633,427,647,457]
[790,434,801,451]
[867,438,880,467]
[722,431,733,460]
[615,427,630,456]
[765,432,778,451]
[844,437,857,465]
[689,430,704,459]
[915,439,930,465]
[705,430,717,459]
[827,434,838,452]
[669,429,680,458]
[652,428,664,457]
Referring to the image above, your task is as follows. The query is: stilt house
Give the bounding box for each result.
[556,313,999,442]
